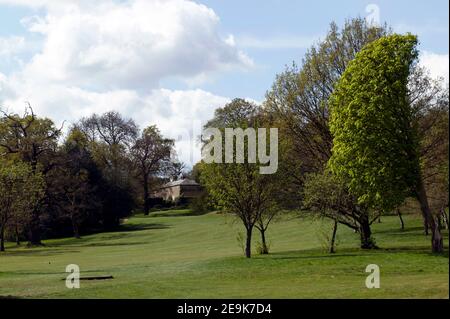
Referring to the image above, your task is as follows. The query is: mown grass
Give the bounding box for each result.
[0,210,448,298]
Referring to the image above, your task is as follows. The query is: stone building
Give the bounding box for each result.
[151,179,203,202]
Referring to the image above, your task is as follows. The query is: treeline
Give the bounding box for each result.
[0,109,180,250]
[198,18,449,257]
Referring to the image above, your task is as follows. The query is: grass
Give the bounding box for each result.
[0,210,448,299]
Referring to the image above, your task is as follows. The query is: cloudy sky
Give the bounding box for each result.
[0,0,448,166]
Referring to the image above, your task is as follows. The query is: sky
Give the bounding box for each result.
[0,0,448,166]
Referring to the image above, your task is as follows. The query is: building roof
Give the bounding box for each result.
[161,179,200,188]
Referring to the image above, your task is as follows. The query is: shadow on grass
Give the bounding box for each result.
[82,241,151,247]
[0,248,81,257]
[113,222,170,232]
[265,245,448,260]
[148,210,211,218]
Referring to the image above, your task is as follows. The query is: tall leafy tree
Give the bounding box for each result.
[328,34,443,253]
[131,125,174,215]
[0,106,61,245]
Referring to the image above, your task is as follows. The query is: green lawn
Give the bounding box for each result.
[0,210,448,298]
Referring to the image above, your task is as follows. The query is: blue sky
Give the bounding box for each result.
[197,0,449,100]
[0,0,448,165]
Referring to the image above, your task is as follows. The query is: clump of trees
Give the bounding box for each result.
[265,18,390,249]
[0,108,179,250]
[262,18,448,253]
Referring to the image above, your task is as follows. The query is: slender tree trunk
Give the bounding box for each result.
[359,215,376,249]
[423,218,429,235]
[15,224,20,245]
[397,208,405,230]
[329,220,338,254]
[259,228,269,254]
[143,174,150,216]
[441,207,449,230]
[245,227,253,258]
[71,216,80,239]
[416,178,443,253]
[28,210,42,246]
[0,226,5,252]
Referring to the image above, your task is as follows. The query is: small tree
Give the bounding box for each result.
[328,34,443,253]
[200,99,280,258]
[303,171,378,249]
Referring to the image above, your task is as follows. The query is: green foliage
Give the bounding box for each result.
[329,34,420,212]
[0,160,45,250]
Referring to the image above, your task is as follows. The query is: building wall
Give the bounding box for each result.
[153,184,202,202]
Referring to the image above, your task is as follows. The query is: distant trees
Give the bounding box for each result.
[0,107,180,246]
[131,125,174,215]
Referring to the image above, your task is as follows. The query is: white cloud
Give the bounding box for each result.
[0,0,254,166]
[0,74,229,166]
[0,36,26,56]
[419,51,449,84]
[13,0,252,91]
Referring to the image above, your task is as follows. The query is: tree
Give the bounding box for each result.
[303,171,379,249]
[59,128,98,238]
[264,18,389,248]
[265,18,389,175]
[200,99,280,258]
[77,111,138,227]
[78,111,138,183]
[328,34,443,253]
[0,106,61,245]
[0,161,44,251]
[131,125,174,215]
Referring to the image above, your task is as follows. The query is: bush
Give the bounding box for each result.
[190,193,212,214]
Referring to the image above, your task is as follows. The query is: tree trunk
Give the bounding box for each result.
[397,208,405,230]
[423,218,429,235]
[329,220,338,254]
[0,226,5,252]
[15,224,21,246]
[143,174,150,216]
[359,215,376,249]
[259,228,269,254]
[28,210,42,246]
[72,217,80,239]
[441,207,449,230]
[245,227,253,258]
[416,178,443,253]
